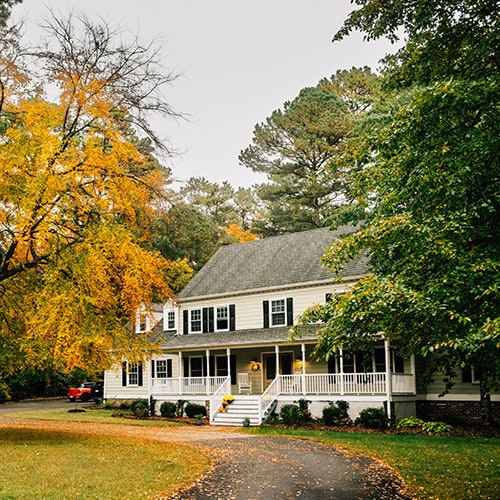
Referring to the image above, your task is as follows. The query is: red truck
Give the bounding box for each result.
[67,381,103,403]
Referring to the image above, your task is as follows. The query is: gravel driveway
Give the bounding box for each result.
[0,399,411,499]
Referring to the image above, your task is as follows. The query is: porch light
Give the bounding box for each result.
[250,358,260,371]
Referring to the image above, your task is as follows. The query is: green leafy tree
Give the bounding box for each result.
[294,1,499,424]
[240,68,380,236]
[0,0,21,27]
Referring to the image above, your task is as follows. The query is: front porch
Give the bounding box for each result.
[150,372,416,425]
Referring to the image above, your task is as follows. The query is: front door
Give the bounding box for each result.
[263,352,293,389]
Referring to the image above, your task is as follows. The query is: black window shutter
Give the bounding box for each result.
[209,307,214,332]
[230,354,236,385]
[202,308,209,333]
[183,358,189,377]
[183,310,189,335]
[122,362,127,386]
[150,360,155,378]
[138,362,143,386]
[263,300,270,328]
[167,359,173,378]
[209,355,215,376]
[286,297,294,326]
[229,304,236,331]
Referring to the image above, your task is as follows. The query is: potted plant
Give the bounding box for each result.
[242,417,250,427]
[194,414,204,425]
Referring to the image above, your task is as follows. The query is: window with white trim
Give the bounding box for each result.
[165,310,177,330]
[155,359,172,378]
[271,299,286,326]
[128,363,139,385]
[190,309,202,333]
[215,305,229,331]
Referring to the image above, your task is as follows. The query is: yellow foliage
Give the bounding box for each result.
[222,224,258,243]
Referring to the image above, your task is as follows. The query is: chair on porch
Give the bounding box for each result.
[238,373,252,394]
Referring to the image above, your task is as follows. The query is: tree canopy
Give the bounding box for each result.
[294,0,499,423]
[239,67,381,236]
[0,13,189,375]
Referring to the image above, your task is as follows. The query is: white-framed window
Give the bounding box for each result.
[136,312,149,333]
[271,299,286,326]
[190,309,202,333]
[215,305,229,331]
[128,363,139,385]
[155,359,172,378]
[165,310,177,330]
[462,365,479,384]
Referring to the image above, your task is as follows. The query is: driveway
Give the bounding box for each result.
[0,399,411,499]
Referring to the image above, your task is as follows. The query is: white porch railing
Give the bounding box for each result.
[259,377,280,424]
[208,376,231,423]
[150,373,415,397]
[151,376,228,395]
[280,373,414,395]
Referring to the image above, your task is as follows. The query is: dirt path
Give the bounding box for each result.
[0,416,411,499]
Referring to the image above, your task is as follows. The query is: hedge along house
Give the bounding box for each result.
[104,227,491,425]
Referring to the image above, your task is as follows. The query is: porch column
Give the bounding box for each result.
[410,355,416,394]
[384,338,392,420]
[339,349,345,395]
[205,349,210,395]
[301,343,306,395]
[275,345,280,391]
[177,351,182,395]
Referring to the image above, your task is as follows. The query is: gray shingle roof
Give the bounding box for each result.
[178,226,368,299]
[158,326,319,351]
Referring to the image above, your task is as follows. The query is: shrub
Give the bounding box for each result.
[322,400,352,426]
[355,407,389,429]
[396,417,425,430]
[279,404,300,425]
[421,421,453,433]
[184,403,207,418]
[160,401,177,418]
[296,398,313,424]
[130,399,149,418]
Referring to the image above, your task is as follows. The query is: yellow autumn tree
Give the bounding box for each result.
[0,13,190,374]
[222,223,258,243]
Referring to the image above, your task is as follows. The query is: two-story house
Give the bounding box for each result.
[104,226,496,425]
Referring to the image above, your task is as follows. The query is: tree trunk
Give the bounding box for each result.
[479,376,493,425]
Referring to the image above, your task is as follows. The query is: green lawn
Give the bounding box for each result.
[1,407,498,499]
[1,407,187,426]
[246,426,500,499]
[0,426,209,499]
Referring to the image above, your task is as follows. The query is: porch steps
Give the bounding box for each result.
[211,396,261,426]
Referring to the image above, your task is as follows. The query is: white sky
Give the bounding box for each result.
[13,1,396,189]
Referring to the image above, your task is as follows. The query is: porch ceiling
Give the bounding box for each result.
[158,325,319,352]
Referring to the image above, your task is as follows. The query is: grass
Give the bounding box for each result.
[246,426,500,499]
[2,407,187,426]
[0,426,209,499]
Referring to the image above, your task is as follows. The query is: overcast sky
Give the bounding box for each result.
[14,1,396,188]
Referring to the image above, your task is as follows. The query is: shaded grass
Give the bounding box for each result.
[1,408,186,426]
[246,427,500,499]
[0,426,209,499]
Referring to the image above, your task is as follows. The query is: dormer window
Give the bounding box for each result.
[136,312,150,333]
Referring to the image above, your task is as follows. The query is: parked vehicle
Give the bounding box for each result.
[67,382,103,403]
